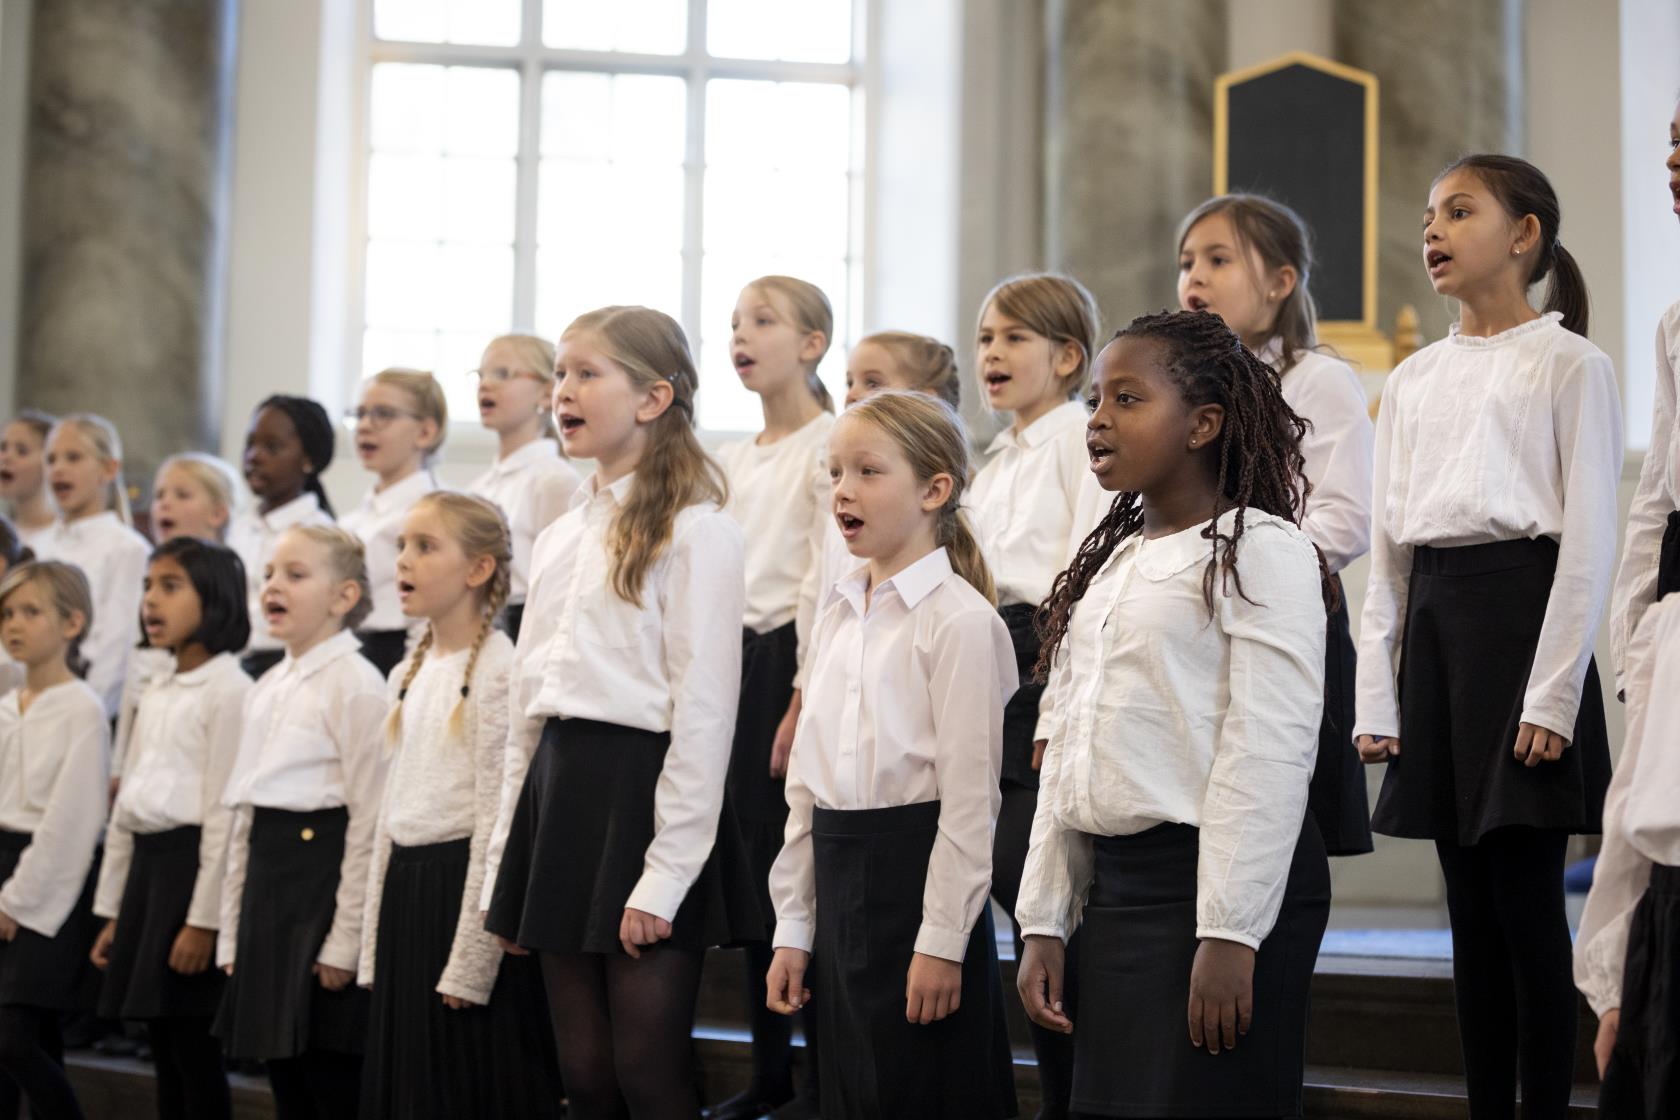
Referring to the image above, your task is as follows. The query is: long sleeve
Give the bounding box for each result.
[187,677,250,930]
[626,515,746,921]
[1353,374,1414,741]
[792,461,831,691]
[317,687,391,972]
[356,777,394,989]
[767,746,818,953]
[0,707,109,936]
[216,806,251,968]
[1197,527,1326,948]
[1289,361,1374,573]
[438,666,512,1005]
[1521,351,1623,736]
[93,726,142,920]
[481,643,546,912]
[83,537,148,718]
[1014,722,1093,942]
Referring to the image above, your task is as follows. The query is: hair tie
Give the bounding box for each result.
[398,688,408,701]
[460,684,470,699]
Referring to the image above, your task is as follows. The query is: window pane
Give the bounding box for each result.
[695,337,760,432]
[365,241,442,330]
[363,329,437,379]
[445,0,519,46]
[375,0,519,44]
[374,0,444,43]
[543,72,685,165]
[442,157,516,243]
[544,0,686,54]
[436,243,514,331]
[370,64,446,155]
[367,154,444,241]
[541,73,612,160]
[537,249,682,332]
[707,0,851,62]
[437,331,498,420]
[706,79,850,174]
[443,67,520,157]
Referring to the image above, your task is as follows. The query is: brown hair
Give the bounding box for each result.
[839,391,994,603]
[564,306,729,607]
[49,413,132,525]
[369,368,450,462]
[0,560,94,678]
[977,273,1101,400]
[283,524,374,632]
[9,410,55,444]
[857,331,962,408]
[746,276,836,412]
[386,492,512,741]
[1177,193,1320,373]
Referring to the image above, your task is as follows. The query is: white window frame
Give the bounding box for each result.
[345,0,871,451]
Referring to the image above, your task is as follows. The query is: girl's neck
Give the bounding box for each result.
[259,483,305,517]
[1140,468,1228,540]
[758,377,823,443]
[285,621,346,662]
[377,459,424,491]
[594,432,646,489]
[1013,391,1066,434]
[428,597,484,655]
[12,490,55,531]
[1239,325,1279,357]
[174,642,212,674]
[62,501,108,524]
[1457,286,1540,338]
[863,527,939,610]
[496,421,544,462]
[22,656,74,699]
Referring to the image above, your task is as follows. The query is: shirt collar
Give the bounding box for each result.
[56,510,124,538]
[257,492,322,532]
[489,439,561,478]
[986,399,1086,454]
[1111,508,1266,582]
[571,470,636,512]
[364,469,435,516]
[282,629,364,680]
[168,651,238,689]
[828,547,954,613]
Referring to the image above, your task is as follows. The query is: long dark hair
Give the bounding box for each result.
[1177,193,1319,372]
[1437,154,1589,336]
[1033,310,1333,679]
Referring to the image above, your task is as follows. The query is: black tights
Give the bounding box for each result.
[266,1049,362,1120]
[0,1006,82,1120]
[540,948,703,1120]
[1436,827,1578,1120]
[150,1017,231,1120]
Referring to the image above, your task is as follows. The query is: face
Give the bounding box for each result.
[150,464,228,544]
[141,554,204,652]
[975,303,1079,416]
[0,423,45,502]
[45,426,116,520]
[395,503,490,621]
[730,287,822,395]
[1177,211,1289,344]
[261,532,356,647]
[1084,336,1222,494]
[0,579,83,669]
[551,330,664,467]
[476,339,552,435]
[827,415,948,562]
[354,381,436,478]
[1421,168,1537,299]
[844,341,916,407]
[244,405,311,508]
[1667,100,1680,222]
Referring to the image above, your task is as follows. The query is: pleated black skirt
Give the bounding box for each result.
[1071,817,1330,1118]
[0,830,100,1010]
[361,838,561,1120]
[1311,583,1373,855]
[355,629,409,679]
[1599,862,1680,1119]
[213,806,370,1060]
[810,801,1017,1120]
[499,601,525,642]
[998,603,1045,791]
[727,622,799,928]
[1659,511,1680,600]
[97,825,225,1021]
[1372,537,1612,844]
[485,717,763,954]
[239,648,284,681]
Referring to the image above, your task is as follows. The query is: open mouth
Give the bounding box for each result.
[156,517,177,537]
[51,480,73,499]
[1186,295,1210,312]
[1670,179,1679,212]
[1426,249,1452,277]
[263,600,288,624]
[0,469,13,486]
[397,579,416,597]
[1087,442,1114,470]
[984,371,1012,394]
[357,438,379,457]
[733,352,756,376]
[558,414,585,435]
[836,512,864,539]
[142,614,165,632]
[478,395,495,412]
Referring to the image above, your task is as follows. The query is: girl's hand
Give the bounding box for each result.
[222,963,234,977]
[619,908,672,959]
[442,993,478,1011]
[766,947,811,1015]
[494,934,529,957]
[1017,935,1073,1034]
[770,690,802,778]
[1188,938,1256,1054]
[1594,1008,1620,1080]
[0,910,18,942]
[1356,735,1400,763]
[90,919,118,969]
[1031,738,1048,771]
[168,925,216,975]
[313,962,354,992]
[1514,722,1569,766]
[905,952,962,1025]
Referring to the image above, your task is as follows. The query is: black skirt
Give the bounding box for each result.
[0,830,101,1010]
[727,622,799,927]
[1372,537,1612,844]
[810,801,1017,1120]
[1658,511,1680,600]
[97,825,225,1021]
[213,806,370,1060]
[1072,817,1330,1118]
[485,717,763,955]
[998,603,1045,791]
[361,838,561,1120]
[1599,862,1680,1119]
[239,648,285,681]
[499,601,526,642]
[356,629,409,679]
[1311,584,1373,855]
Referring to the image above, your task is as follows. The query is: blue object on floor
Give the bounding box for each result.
[1320,929,1454,959]
[1564,855,1596,894]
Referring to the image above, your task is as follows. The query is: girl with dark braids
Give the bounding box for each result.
[1015,309,1332,1119]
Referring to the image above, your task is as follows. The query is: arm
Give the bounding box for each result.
[317,683,392,972]
[0,701,110,935]
[1015,648,1094,942]
[792,460,831,690]
[186,675,251,930]
[93,709,143,919]
[216,805,251,970]
[357,765,394,990]
[1353,374,1413,741]
[439,650,511,1005]
[481,632,546,912]
[84,542,147,717]
[1290,361,1374,573]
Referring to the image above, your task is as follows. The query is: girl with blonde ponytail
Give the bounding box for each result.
[360,491,559,1118]
[766,390,1018,1119]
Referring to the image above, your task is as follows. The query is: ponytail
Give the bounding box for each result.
[936,505,995,604]
[1544,242,1590,337]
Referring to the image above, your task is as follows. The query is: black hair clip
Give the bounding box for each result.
[398,688,408,701]
[460,685,470,699]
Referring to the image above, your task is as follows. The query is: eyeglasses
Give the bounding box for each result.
[468,367,549,386]
[343,405,423,429]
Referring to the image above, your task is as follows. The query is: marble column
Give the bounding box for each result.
[17,0,237,497]
[1043,0,1229,335]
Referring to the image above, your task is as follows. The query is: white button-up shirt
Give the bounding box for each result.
[0,679,110,936]
[1267,340,1374,574]
[1016,511,1326,950]
[339,470,438,633]
[969,400,1091,610]
[484,472,746,923]
[1354,313,1623,741]
[95,653,251,929]
[31,511,151,716]
[227,493,335,653]
[468,440,580,606]
[769,548,1016,963]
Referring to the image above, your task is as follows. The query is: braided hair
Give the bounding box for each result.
[1034,310,1334,680]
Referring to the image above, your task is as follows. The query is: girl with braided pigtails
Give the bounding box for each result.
[357,492,560,1119]
[1016,310,1333,1119]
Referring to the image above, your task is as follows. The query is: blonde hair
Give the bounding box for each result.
[283,524,374,632]
[564,306,728,607]
[156,452,242,541]
[484,334,558,438]
[839,390,994,604]
[385,492,512,741]
[857,331,962,408]
[0,560,94,678]
[978,273,1101,399]
[369,368,449,462]
[747,276,836,412]
[49,413,132,525]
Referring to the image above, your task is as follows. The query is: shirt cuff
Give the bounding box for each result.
[1518,703,1579,742]
[625,871,688,924]
[317,928,360,973]
[436,973,495,1007]
[772,919,814,954]
[1017,921,1068,942]
[913,922,969,964]
[1196,925,1263,951]
[1350,720,1398,742]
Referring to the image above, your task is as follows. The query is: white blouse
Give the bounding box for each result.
[31,511,151,717]
[1267,341,1374,573]
[1609,298,1680,691]
[0,650,22,700]
[95,653,251,930]
[227,492,335,653]
[360,634,512,1005]
[969,400,1091,610]
[216,629,390,971]
[468,440,580,606]
[484,472,746,923]
[1354,313,1623,741]
[339,470,438,633]
[0,679,110,936]
[1016,511,1326,950]
[769,548,1016,963]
